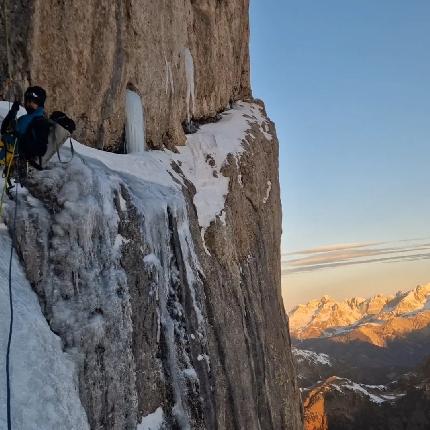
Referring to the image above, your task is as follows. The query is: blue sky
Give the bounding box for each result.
[250,0,430,307]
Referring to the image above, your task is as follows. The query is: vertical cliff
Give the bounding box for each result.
[0,2,303,429]
[0,0,250,150]
[2,102,303,429]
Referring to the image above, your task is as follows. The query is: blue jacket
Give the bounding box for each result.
[1,106,49,160]
[1,107,45,146]
[16,107,46,137]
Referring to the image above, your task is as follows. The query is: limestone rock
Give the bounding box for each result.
[0,0,251,151]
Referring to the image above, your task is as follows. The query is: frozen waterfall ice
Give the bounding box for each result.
[125,89,146,153]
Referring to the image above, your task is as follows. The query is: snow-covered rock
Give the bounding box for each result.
[289,284,430,341]
[0,100,302,429]
[0,223,89,429]
[292,348,332,367]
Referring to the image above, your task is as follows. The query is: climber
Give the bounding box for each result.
[1,86,50,162]
[0,86,76,191]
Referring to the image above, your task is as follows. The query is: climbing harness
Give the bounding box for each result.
[0,138,16,216]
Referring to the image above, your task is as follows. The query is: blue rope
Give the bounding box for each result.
[6,154,19,430]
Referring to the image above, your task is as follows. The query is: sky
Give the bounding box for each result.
[250,0,430,309]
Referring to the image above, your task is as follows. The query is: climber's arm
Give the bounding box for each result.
[1,101,21,135]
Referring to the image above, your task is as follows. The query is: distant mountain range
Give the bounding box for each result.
[290,284,430,343]
[289,284,430,430]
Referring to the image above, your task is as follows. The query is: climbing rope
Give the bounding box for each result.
[1,139,19,430]
[2,4,20,426]
[5,171,17,430]
[55,136,75,165]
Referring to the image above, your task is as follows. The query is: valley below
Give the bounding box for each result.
[289,284,430,430]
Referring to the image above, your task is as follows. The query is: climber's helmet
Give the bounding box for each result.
[24,86,47,110]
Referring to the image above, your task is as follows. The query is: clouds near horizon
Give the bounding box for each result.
[282,239,430,274]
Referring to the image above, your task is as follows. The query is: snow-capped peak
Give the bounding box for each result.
[289,284,430,339]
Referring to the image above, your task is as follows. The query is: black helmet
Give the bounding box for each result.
[24,86,47,107]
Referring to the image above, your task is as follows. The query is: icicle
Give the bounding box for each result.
[125,89,146,153]
[183,48,195,122]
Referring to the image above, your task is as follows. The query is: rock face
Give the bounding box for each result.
[0,0,251,151]
[292,348,334,388]
[4,101,303,429]
[302,371,430,430]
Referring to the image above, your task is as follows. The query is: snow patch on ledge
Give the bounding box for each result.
[137,407,164,430]
[73,102,271,234]
[178,102,269,229]
[342,382,387,404]
[293,348,332,366]
[326,377,406,405]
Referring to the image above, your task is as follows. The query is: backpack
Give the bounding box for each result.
[37,111,76,168]
[50,111,76,134]
[12,110,75,170]
[20,116,51,159]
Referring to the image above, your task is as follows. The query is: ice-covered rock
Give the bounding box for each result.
[0,218,89,429]
[0,101,302,429]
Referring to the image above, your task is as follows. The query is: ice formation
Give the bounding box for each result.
[125,89,146,153]
[0,210,89,430]
[183,48,195,122]
[77,101,270,233]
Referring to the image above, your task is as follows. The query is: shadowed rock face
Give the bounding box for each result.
[303,374,430,430]
[7,107,303,429]
[0,0,250,151]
